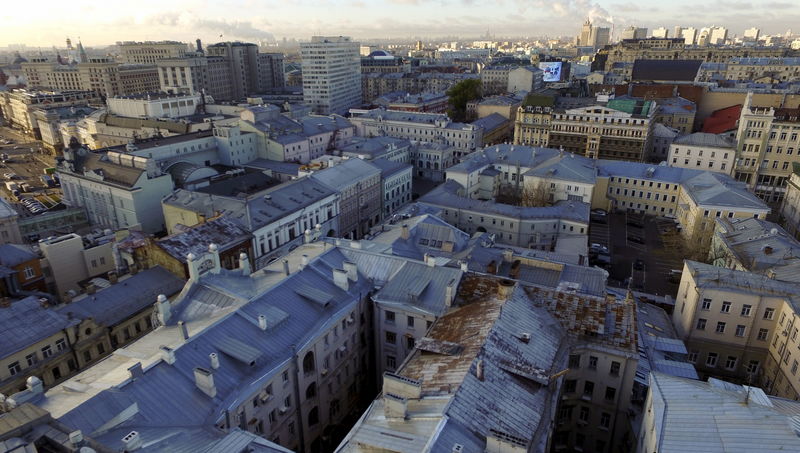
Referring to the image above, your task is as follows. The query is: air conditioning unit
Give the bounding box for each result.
[321,368,328,376]
[279,406,288,414]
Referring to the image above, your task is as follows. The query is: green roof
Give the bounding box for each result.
[606,99,655,116]
[523,94,555,108]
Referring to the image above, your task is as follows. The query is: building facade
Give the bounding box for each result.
[301,36,362,115]
[668,132,736,174]
[117,41,189,64]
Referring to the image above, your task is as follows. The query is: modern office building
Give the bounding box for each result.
[301,36,362,115]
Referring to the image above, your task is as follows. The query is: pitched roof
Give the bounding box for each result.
[0,297,76,360]
[310,158,380,190]
[631,59,702,82]
[157,217,252,263]
[0,244,36,267]
[673,132,734,148]
[702,104,742,134]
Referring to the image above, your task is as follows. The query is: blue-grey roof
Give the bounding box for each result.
[471,113,509,132]
[372,261,462,317]
[339,136,411,158]
[0,244,37,267]
[56,267,184,326]
[311,158,380,190]
[299,114,352,136]
[673,132,734,148]
[56,247,373,447]
[390,215,471,261]
[635,301,698,386]
[0,197,17,220]
[244,159,301,176]
[371,158,412,178]
[448,144,563,175]
[0,297,76,360]
[420,180,590,223]
[522,153,597,184]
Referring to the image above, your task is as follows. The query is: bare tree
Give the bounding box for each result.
[520,178,551,207]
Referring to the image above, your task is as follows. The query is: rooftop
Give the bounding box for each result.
[631,59,702,82]
[647,372,800,453]
[311,158,381,190]
[713,217,800,282]
[156,217,252,263]
[0,243,37,268]
[673,132,734,148]
[0,297,76,360]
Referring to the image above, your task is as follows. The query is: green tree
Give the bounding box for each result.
[446,79,482,122]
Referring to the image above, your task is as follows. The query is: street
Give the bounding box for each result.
[0,125,62,220]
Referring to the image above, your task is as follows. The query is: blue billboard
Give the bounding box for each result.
[539,62,563,82]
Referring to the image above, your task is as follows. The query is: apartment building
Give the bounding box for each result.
[0,267,182,397]
[410,142,456,181]
[22,58,160,97]
[162,176,339,269]
[668,132,736,174]
[638,373,800,453]
[348,108,483,158]
[0,89,99,137]
[671,260,800,401]
[596,38,789,72]
[311,158,381,239]
[106,92,201,118]
[480,65,514,95]
[733,93,800,204]
[157,55,232,100]
[301,36,362,115]
[117,41,189,64]
[361,72,478,103]
[698,57,800,83]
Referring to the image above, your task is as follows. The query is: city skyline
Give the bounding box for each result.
[1,0,798,48]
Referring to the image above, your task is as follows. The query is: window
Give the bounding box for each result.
[688,350,698,363]
[406,336,415,349]
[41,345,53,358]
[8,361,21,375]
[764,308,775,320]
[83,350,92,362]
[701,298,712,310]
[308,407,319,426]
[565,379,577,393]
[725,356,737,370]
[735,325,746,337]
[386,355,396,369]
[741,305,752,317]
[97,343,105,355]
[579,406,590,422]
[758,328,769,341]
[605,386,616,401]
[589,356,598,369]
[56,338,67,351]
[600,412,611,429]
[583,380,594,398]
[407,316,415,328]
[385,311,395,324]
[696,318,707,330]
[610,361,620,376]
[706,352,718,367]
[284,395,292,407]
[26,353,37,367]
[569,354,580,368]
[721,301,731,313]
[282,371,289,383]
[23,266,35,279]
[716,322,726,334]
[793,360,799,376]
[385,332,396,344]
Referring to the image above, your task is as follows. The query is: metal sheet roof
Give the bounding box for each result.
[0,297,76,360]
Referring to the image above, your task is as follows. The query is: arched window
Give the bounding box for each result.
[303,351,315,374]
[306,382,317,399]
[308,406,319,426]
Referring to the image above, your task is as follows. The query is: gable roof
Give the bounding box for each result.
[0,297,76,360]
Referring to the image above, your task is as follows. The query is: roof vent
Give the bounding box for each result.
[452,444,464,453]
[121,431,142,451]
[519,333,531,343]
[258,314,267,330]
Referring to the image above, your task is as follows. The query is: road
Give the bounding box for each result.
[0,126,62,220]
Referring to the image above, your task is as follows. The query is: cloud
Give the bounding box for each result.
[193,19,275,42]
[764,1,793,8]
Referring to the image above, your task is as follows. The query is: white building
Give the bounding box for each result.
[106,92,202,118]
[38,232,116,300]
[651,27,669,39]
[668,132,736,174]
[372,158,413,218]
[348,108,483,158]
[301,36,362,115]
[57,144,175,233]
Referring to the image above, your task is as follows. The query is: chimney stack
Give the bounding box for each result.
[401,224,410,240]
[445,278,456,307]
[178,321,189,340]
[333,268,349,291]
[193,367,216,398]
[239,252,251,275]
[343,261,358,282]
[476,359,484,381]
[160,346,175,365]
[121,431,142,451]
[300,254,309,270]
[210,353,219,369]
[258,314,267,330]
[208,243,221,274]
[460,260,468,272]
[156,294,171,325]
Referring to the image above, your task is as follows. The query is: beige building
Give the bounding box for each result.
[0,89,98,137]
[672,260,800,400]
[668,132,736,174]
[117,41,189,64]
[733,93,800,204]
[21,58,160,97]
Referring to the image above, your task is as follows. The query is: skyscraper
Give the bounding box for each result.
[578,18,593,46]
[652,27,669,39]
[301,36,362,115]
[744,27,761,41]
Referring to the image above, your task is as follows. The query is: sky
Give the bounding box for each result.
[1,0,797,47]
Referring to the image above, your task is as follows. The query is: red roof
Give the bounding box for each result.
[702,104,742,134]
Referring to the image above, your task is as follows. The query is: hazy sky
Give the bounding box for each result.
[1,0,797,47]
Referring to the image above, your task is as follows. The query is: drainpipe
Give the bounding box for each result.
[290,344,306,453]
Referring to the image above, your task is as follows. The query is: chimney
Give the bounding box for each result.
[258,314,267,330]
[333,268,349,291]
[401,224,410,240]
[384,393,408,419]
[475,359,484,381]
[69,431,84,448]
[343,261,358,282]
[497,279,515,298]
[208,244,221,274]
[187,253,199,281]
[350,240,362,249]
[210,353,220,369]
[502,248,513,262]
[121,431,142,451]
[239,252,251,275]
[160,346,175,365]
[300,254,309,270]
[304,229,313,244]
[193,367,217,398]
[128,363,143,380]
[460,260,468,272]
[424,253,436,267]
[86,283,96,295]
[178,321,189,340]
[445,278,456,307]
[26,376,43,394]
[156,294,171,325]
[282,259,290,276]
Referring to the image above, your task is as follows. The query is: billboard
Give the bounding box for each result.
[539,62,563,82]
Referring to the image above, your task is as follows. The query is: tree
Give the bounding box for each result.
[446,79,482,122]
[520,179,551,207]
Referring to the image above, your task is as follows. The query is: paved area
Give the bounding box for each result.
[0,126,62,219]
[605,211,684,297]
